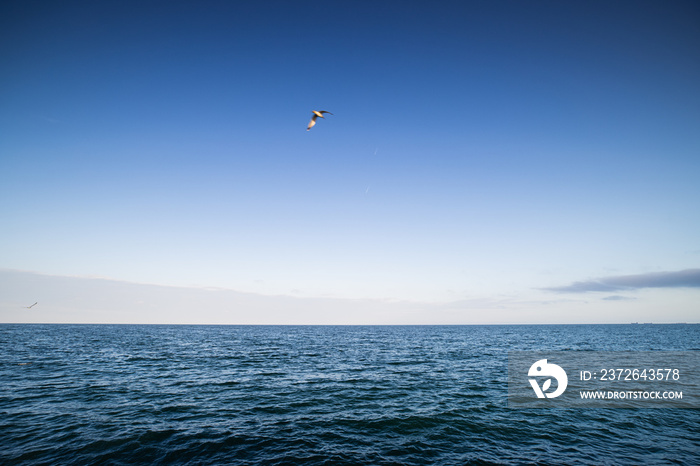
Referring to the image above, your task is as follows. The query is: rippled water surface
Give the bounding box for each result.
[1,324,698,464]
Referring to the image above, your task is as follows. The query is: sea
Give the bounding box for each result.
[1,324,698,465]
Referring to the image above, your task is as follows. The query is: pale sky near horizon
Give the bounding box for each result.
[1,1,699,324]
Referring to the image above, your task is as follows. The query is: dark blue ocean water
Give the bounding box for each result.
[1,324,698,465]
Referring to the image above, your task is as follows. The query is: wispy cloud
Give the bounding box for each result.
[602,295,636,301]
[542,269,700,293]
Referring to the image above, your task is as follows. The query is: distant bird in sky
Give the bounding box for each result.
[307,110,333,131]
[24,302,37,309]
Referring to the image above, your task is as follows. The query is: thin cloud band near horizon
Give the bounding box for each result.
[542,268,700,293]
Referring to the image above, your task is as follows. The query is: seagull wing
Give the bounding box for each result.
[319,111,333,115]
[26,302,37,309]
[307,114,318,130]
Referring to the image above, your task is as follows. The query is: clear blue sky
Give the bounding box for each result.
[1,1,699,324]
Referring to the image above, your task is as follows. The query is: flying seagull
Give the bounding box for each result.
[24,302,37,309]
[307,110,333,131]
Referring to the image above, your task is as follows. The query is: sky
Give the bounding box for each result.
[1,0,699,324]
